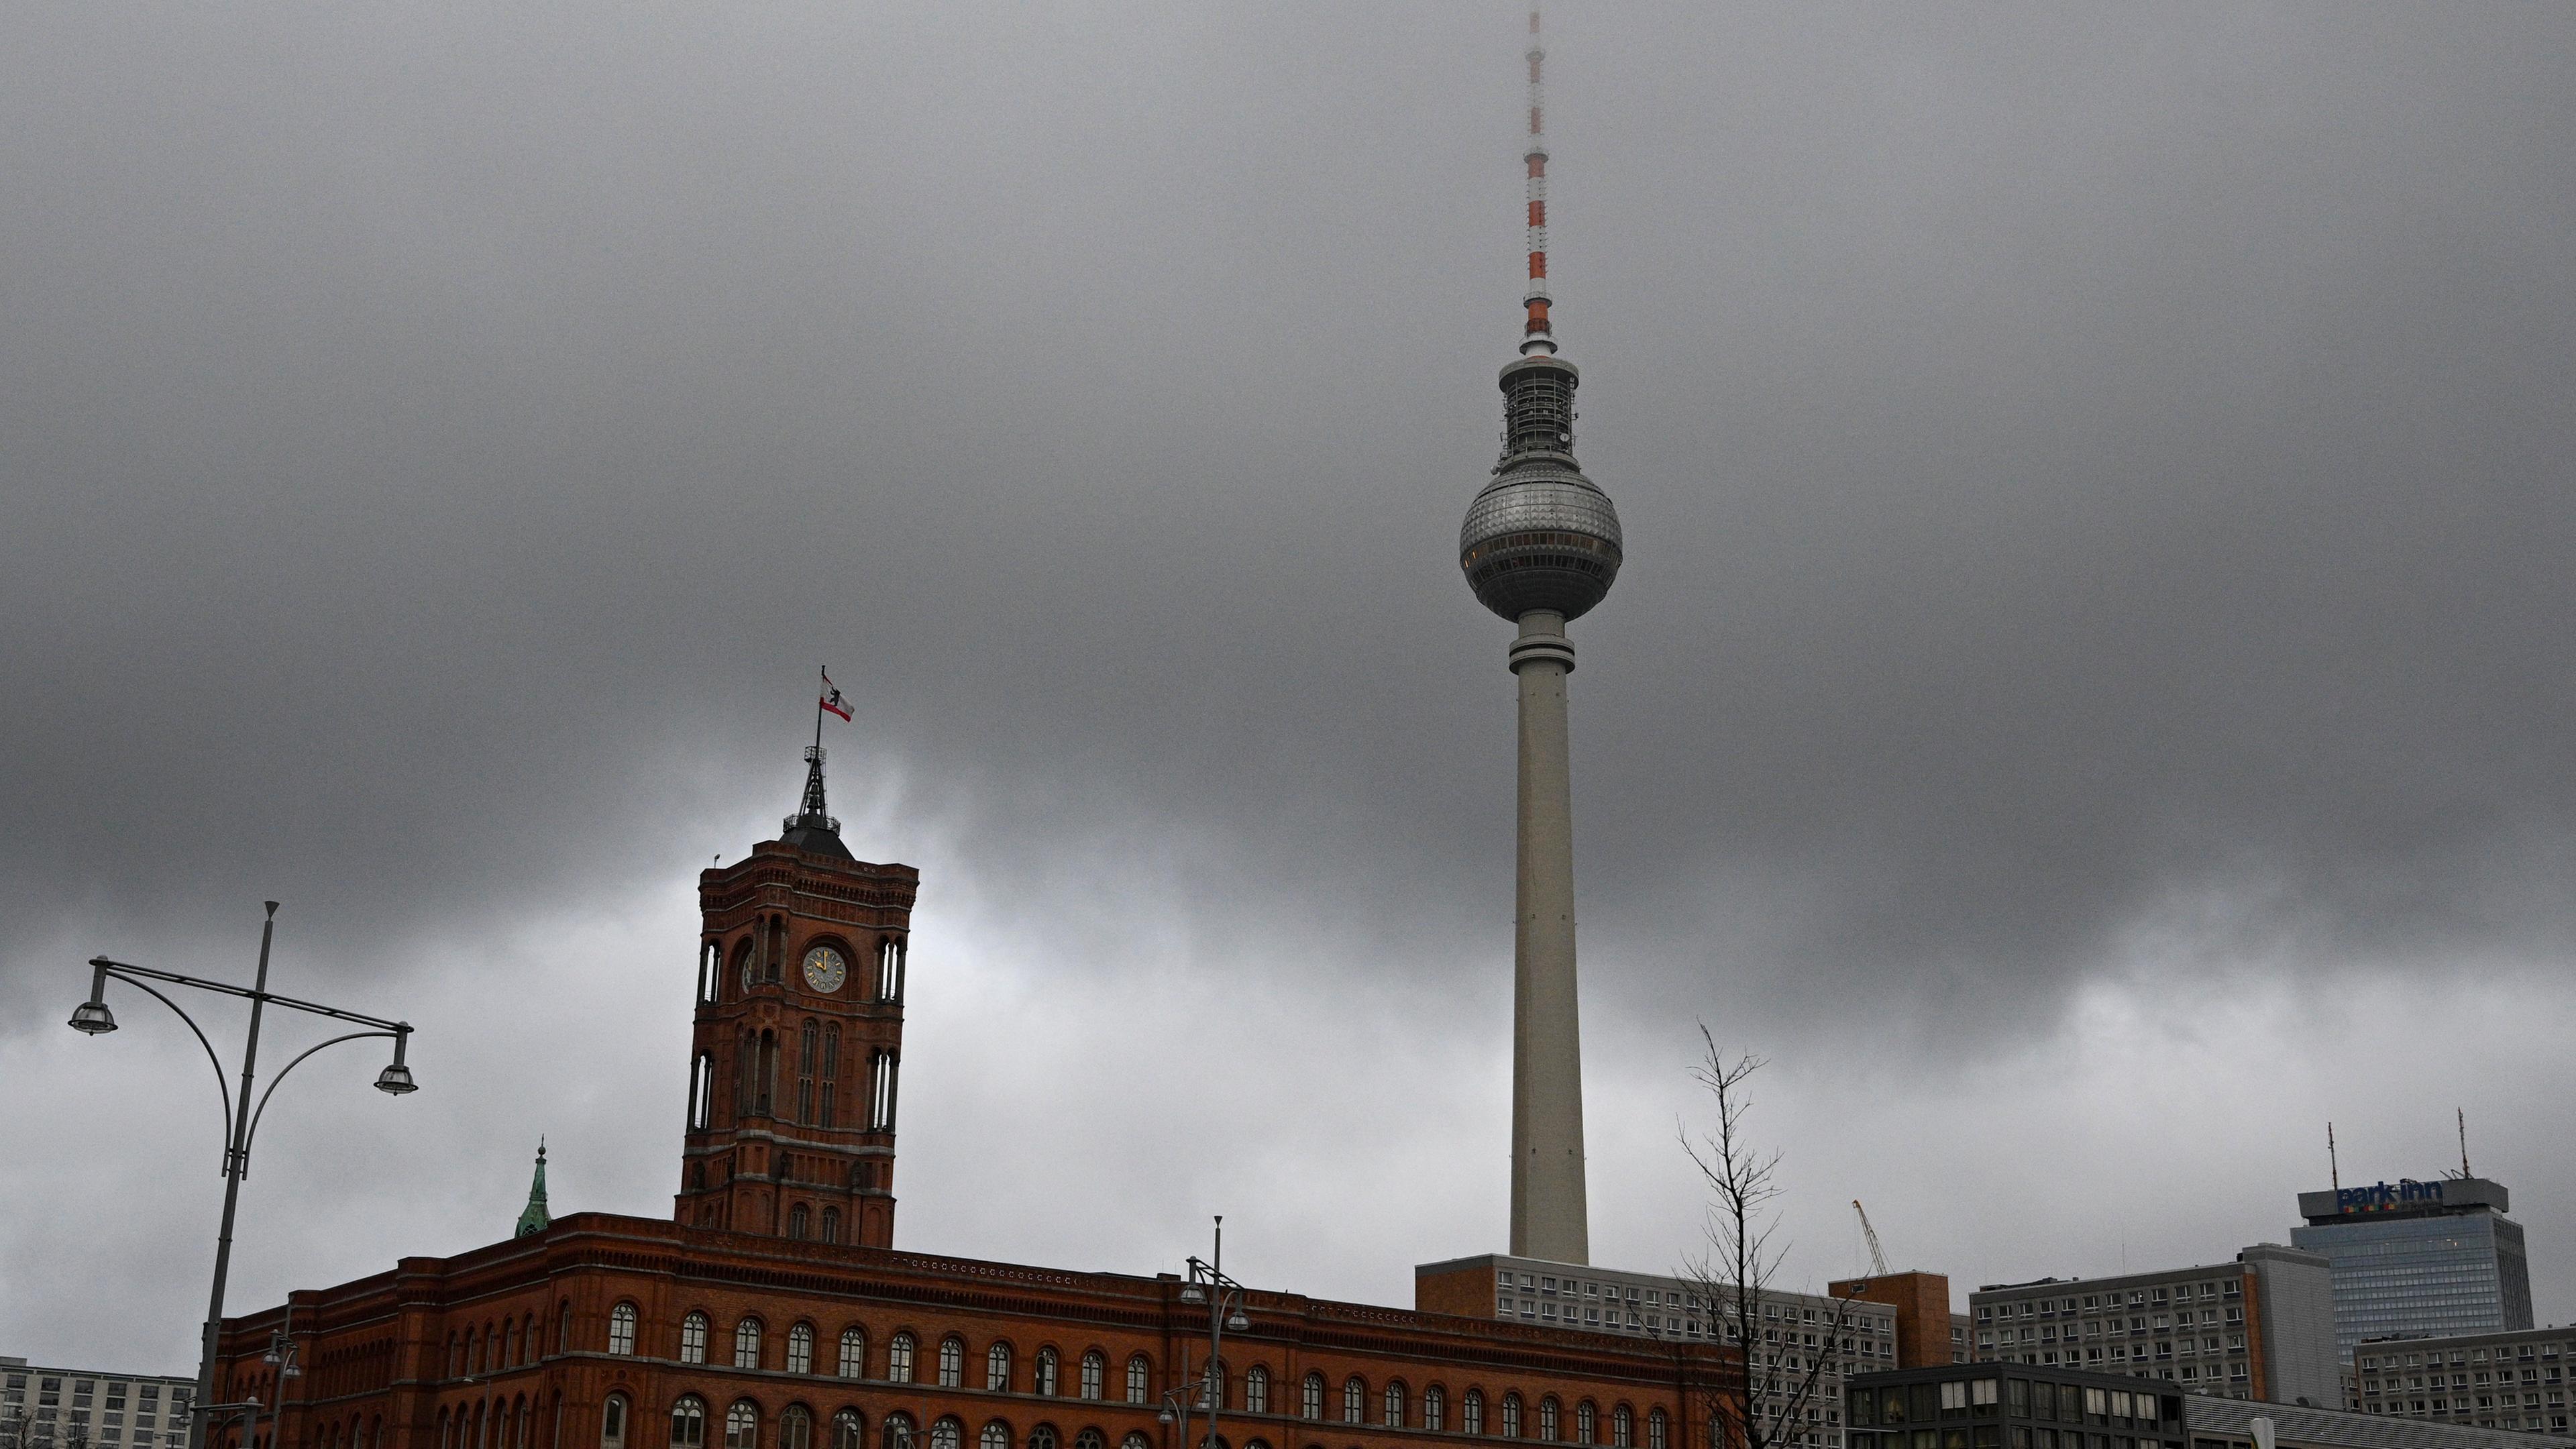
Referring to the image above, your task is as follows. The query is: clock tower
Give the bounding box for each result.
[676,743,916,1248]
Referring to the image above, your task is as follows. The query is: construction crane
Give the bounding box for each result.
[1854,1200,1890,1276]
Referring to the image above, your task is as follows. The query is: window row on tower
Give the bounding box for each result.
[698,931,904,1006]
[687,1024,898,1135]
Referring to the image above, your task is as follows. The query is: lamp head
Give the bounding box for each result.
[1225,1308,1251,1332]
[1177,1282,1206,1305]
[1156,1409,1174,1426]
[68,1000,117,1034]
[376,1025,418,1094]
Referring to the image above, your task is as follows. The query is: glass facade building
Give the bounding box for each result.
[2289,1179,2533,1360]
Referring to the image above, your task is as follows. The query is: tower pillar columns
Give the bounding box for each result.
[1509,608,1589,1264]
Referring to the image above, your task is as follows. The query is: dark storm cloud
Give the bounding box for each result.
[6,0,2576,1370]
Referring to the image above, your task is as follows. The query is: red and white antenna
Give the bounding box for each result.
[1520,7,1556,357]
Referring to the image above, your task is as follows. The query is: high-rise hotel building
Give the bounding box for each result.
[2289,1180,2532,1358]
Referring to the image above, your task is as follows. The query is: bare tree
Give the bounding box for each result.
[1672,1028,1860,1449]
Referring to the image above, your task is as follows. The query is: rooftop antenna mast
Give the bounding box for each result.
[2459,1107,2472,1179]
[2328,1121,2339,1191]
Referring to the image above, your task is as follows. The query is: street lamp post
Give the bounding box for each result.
[1159,1218,1253,1449]
[67,902,419,1449]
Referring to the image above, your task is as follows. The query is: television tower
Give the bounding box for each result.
[1458,5,1622,1266]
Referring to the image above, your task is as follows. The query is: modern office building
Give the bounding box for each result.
[1967,1246,2340,1407]
[2291,1180,2532,1358]
[2349,1324,2576,1436]
[1417,1256,1961,1449]
[0,1359,195,1449]
[1845,1360,2575,1449]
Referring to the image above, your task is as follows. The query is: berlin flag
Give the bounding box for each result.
[819,670,852,721]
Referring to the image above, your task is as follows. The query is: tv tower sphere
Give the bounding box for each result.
[1458,354,1623,623]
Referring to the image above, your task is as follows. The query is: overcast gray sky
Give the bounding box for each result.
[7,1,2576,1375]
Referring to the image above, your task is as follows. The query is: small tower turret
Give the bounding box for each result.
[513,1139,551,1238]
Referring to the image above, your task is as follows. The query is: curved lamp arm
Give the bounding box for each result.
[104,969,237,1151]
[239,1030,396,1173]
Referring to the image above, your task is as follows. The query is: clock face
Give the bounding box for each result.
[801,945,849,994]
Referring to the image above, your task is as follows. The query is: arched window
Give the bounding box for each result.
[1026,1430,1058,1449]
[600,1397,628,1449]
[1118,1438,1148,1449]
[1424,1389,1447,1434]
[789,1205,812,1241]
[1034,1348,1059,1397]
[987,1344,1012,1393]
[838,1326,867,1379]
[928,1420,963,1449]
[1464,1394,1486,1438]
[1074,1433,1105,1449]
[736,1319,765,1371]
[726,1403,759,1449]
[1612,1407,1633,1449]
[1244,1366,1269,1416]
[798,1019,820,1124]
[1078,1352,1105,1401]
[1539,1399,1559,1442]
[558,1302,572,1356]
[831,1412,865,1449]
[672,1399,707,1449]
[880,1416,916,1449]
[780,1409,813,1449]
[1342,1379,1365,1426]
[979,1426,1009,1449]
[821,1208,842,1245]
[888,1334,916,1385]
[681,1314,710,1366]
[1576,1404,1596,1446]
[875,937,906,1004]
[1384,1385,1407,1429]
[820,1024,841,1128]
[788,1324,816,1376]
[1301,1375,1324,1421]
[1502,1395,1523,1439]
[1647,1411,1668,1449]
[1125,1357,1150,1405]
[938,1338,966,1389]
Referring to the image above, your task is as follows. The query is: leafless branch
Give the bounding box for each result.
[1664,1025,1862,1449]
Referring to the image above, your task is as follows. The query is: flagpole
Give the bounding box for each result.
[815,666,826,753]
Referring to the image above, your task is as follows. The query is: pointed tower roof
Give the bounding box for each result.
[513,1138,551,1238]
[781,745,855,859]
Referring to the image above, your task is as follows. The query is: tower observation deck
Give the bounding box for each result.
[1458,7,1621,1267]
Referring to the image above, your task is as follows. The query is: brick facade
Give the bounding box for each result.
[678,841,918,1249]
[209,823,1740,1449]
[212,1217,1730,1449]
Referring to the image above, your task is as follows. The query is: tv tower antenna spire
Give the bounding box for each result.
[1521,7,1556,357]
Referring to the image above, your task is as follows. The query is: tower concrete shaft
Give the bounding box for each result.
[1462,4,1615,1269]
[1509,610,1589,1263]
